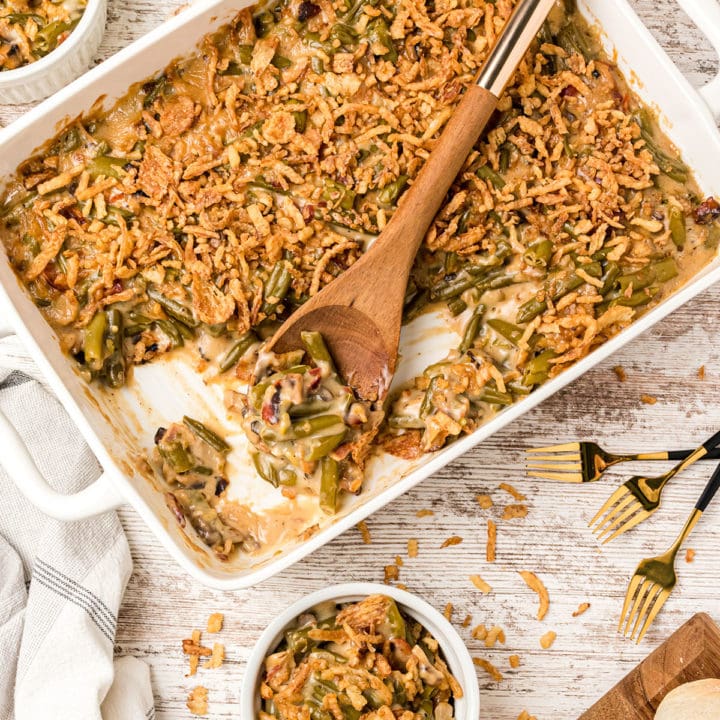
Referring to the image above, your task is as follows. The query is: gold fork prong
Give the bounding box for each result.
[526,462,583,471]
[596,499,643,541]
[588,485,630,528]
[618,574,643,632]
[590,490,635,534]
[526,454,581,462]
[635,588,671,644]
[630,583,663,640]
[601,508,651,545]
[527,470,584,483]
[623,577,653,637]
[526,442,580,453]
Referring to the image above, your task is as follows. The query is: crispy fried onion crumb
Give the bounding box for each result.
[509,654,521,669]
[498,483,526,501]
[476,494,493,509]
[640,393,657,405]
[408,538,419,558]
[572,602,591,617]
[357,520,372,544]
[519,570,550,621]
[207,613,224,633]
[686,548,696,563]
[470,574,492,594]
[486,520,497,563]
[441,535,463,548]
[473,657,503,682]
[613,365,627,382]
[539,630,557,649]
[502,504,528,520]
[518,711,538,720]
[416,509,435,518]
[187,686,209,716]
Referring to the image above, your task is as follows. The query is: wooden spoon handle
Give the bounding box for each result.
[373,84,499,266]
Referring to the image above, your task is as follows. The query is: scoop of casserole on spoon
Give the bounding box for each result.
[267,0,558,400]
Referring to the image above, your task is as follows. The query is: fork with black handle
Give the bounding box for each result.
[526,441,720,483]
[619,459,720,643]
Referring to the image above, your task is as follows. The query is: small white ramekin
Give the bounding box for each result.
[240,582,481,719]
[0,0,107,104]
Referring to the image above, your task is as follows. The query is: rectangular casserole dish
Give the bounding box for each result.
[0,0,719,590]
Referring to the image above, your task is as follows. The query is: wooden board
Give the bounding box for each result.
[581,613,720,719]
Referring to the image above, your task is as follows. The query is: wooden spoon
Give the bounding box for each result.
[268,0,557,400]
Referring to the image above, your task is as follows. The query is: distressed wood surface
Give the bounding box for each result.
[2,2,720,718]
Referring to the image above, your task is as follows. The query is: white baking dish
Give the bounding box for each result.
[0,0,719,590]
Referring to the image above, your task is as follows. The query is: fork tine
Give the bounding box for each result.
[618,574,643,632]
[622,578,653,637]
[636,588,671,643]
[526,462,583,471]
[527,471,584,483]
[590,488,634,532]
[526,442,581,453]
[589,484,630,527]
[630,583,663,640]
[526,454,581,462]
[602,508,651,545]
[596,499,643,541]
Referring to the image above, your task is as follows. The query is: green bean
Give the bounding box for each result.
[653,257,679,283]
[293,109,308,133]
[431,265,498,301]
[183,416,231,454]
[271,54,292,69]
[301,331,335,369]
[159,440,194,473]
[253,452,280,487]
[599,261,621,297]
[253,11,274,38]
[487,318,523,344]
[386,599,407,639]
[706,223,720,250]
[289,399,334,418]
[5,12,45,25]
[21,233,40,256]
[329,23,358,47]
[499,144,512,173]
[51,126,82,154]
[555,22,590,60]
[155,319,184,347]
[86,155,127,180]
[36,19,77,55]
[102,309,126,388]
[402,289,429,323]
[447,297,467,316]
[83,311,107,369]
[479,387,513,405]
[262,261,293,315]
[476,165,505,189]
[319,456,339,515]
[310,56,324,73]
[304,431,347,462]
[367,18,397,62]
[611,287,658,308]
[524,239,553,268]
[459,304,485,353]
[635,112,689,182]
[219,332,258,373]
[388,414,426,429]
[551,270,587,299]
[516,297,547,324]
[378,175,408,205]
[669,206,686,249]
[147,287,198,328]
[322,179,356,211]
[523,349,556,387]
[419,375,442,419]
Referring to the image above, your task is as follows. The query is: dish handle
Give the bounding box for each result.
[676,0,720,122]
[0,407,125,521]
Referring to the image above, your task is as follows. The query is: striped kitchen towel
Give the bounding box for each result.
[0,335,155,720]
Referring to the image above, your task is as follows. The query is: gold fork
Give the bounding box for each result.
[526,441,720,483]
[589,429,720,544]
[619,460,720,643]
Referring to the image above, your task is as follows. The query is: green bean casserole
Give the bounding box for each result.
[2,0,720,558]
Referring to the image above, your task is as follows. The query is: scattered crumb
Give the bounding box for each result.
[476,494,493,510]
[444,603,454,622]
[518,711,537,720]
[484,626,506,648]
[202,643,225,670]
[462,614,472,628]
[183,632,212,657]
[396,583,408,590]
[408,538,419,558]
[473,657,503,682]
[509,654,521,669]
[416,509,434,518]
[206,613,223,633]
[519,570,550,621]
[499,482,526,501]
[187,655,199,677]
[613,365,627,382]
[540,630,557,649]
[187,686,209,716]
[698,365,706,380]
[572,602,591,617]
[502,504,528,520]
[357,520,372,544]
[384,565,399,583]
[686,548,696,563]
[640,394,657,405]
[487,520,497,563]
[441,535,463,548]
[471,624,487,641]
[395,555,404,567]
[470,575,492,593]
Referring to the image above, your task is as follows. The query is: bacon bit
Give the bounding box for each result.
[187,686,209,716]
[502,504,528,520]
[202,643,225,670]
[686,548,696,563]
[486,520,497,563]
[539,630,557,649]
[694,196,720,224]
[416,509,434,518]
[407,538,419,558]
[207,613,224,633]
[384,565,399,583]
[476,494,493,510]
[473,657,503,682]
[519,571,550,621]
[462,614,472,628]
[572,602,591,617]
[357,520,372,544]
[441,535,463,548]
[640,394,657,405]
[443,603,454,621]
[469,575,492,594]
[613,365,627,382]
[509,654,521,669]
[698,365,706,380]
[498,482,526,501]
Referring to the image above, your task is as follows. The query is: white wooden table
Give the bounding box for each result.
[2,2,720,718]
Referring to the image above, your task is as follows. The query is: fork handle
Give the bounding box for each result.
[696,461,720,512]
[666,447,720,461]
